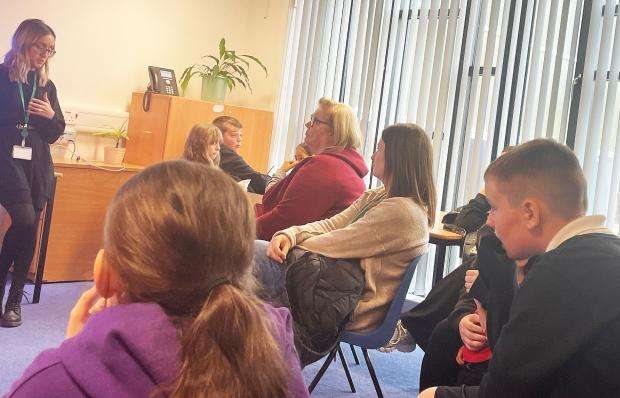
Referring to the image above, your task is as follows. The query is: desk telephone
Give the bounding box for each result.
[143,66,179,111]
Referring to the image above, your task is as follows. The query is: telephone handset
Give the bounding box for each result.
[148,66,179,95]
[143,66,179,111]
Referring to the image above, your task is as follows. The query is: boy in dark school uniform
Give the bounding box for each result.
[419,139,620,398]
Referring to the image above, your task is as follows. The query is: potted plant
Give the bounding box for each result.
[179,38,268,102]
[94,120,129,165]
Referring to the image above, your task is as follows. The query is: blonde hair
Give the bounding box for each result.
[318,97,362,149]
[4,19,55,86]
[212,115,243,135]
[104,161,289,397]
[183,124,223,166]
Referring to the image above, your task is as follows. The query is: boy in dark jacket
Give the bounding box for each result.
[214,115,270,194]
[420,139,620,398]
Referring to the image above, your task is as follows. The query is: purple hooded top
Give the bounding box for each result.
[5,302,308,397]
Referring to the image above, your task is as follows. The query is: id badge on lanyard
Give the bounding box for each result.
[12,79,36,161]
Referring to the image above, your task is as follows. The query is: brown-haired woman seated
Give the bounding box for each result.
[6,161,308,398]
[254,123,437,335]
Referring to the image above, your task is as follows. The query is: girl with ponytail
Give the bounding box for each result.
[6,160,308,398]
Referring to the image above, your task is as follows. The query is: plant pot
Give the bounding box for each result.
[201,75,228,102]
[104,146,126,165]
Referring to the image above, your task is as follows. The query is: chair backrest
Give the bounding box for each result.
[341,254,425,348]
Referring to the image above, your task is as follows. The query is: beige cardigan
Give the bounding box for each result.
[277,188,429,332]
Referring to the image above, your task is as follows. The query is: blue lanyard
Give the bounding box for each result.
[17,76,37,145]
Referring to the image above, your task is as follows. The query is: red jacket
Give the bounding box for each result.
[255,147,368,240]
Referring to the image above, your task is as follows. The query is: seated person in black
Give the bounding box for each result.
[419,229,531,390]
[213,115,270,194]
[420,139,620,398]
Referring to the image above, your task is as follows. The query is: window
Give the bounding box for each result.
[273,0,619,294]
[569,1,620,230]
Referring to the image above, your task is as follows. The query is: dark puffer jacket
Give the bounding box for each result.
[285,248,365,367]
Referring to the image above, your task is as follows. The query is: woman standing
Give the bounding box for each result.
[0,19,65,327]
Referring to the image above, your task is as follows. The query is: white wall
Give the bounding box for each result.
[0,0,290,113]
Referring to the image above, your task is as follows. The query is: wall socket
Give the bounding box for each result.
[63,109,78,126]
[61,106,127,134]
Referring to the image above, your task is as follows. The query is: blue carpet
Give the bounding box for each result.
[0,281,422,396]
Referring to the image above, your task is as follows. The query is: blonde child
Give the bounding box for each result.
[266,143,313,192]
[182,123,223,166]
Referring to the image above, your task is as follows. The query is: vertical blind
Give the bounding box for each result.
[572,1,620,229]
[271,0,619,294]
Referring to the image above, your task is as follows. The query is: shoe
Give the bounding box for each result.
[2,286,23,327]
[379,320,416,353]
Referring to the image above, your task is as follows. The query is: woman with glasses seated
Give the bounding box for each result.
[255,97,368,240]
[0,19,65,328]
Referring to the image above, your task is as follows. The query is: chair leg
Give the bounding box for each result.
[362,348,383,398]
[337,345,356,393]
[349,344,360,365]
[308,347,338,394]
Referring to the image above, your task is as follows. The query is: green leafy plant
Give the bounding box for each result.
[93,120,129,148]
[179,38,268,94]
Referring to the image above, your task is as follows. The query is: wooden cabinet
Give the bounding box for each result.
[124,93,274,172]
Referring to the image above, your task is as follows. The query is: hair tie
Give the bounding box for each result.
[205,276,231,295]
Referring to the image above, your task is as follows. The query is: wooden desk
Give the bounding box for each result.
[36,159,143,282]
[16,172,258,284]
[429,214,464,286]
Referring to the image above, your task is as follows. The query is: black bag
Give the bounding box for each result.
[284,248,365,366]
[441,193,491,234]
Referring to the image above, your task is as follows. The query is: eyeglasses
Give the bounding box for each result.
[309,114,330,127]
[32,43,56,57]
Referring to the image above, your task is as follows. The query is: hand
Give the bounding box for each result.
[279,159,299,173]
[66,286,100,338]
[464,269,479,293]
[66,286,118,338]
[28,92,55,119]
[89,294,119,316]
[267,234,292,264]
[458,313,487,351]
